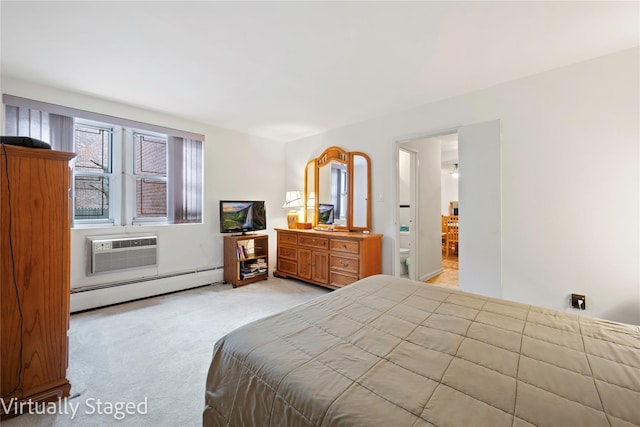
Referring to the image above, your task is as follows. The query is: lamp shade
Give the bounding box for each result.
[282,191,304,209]
[306,191,316,207]
[283,190,303,229]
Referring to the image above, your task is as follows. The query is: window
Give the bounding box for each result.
[3,95,204,226]
[74,124,113,221]
[331,165,347,220]
[134,132,167,220]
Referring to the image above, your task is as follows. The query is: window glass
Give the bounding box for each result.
[134,133,166,176]
[75,125,112,173]
[74,176,110,220]
[133,133,167,219]
[74,124,113,221]
[136,178,167,218]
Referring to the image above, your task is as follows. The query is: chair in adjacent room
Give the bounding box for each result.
[441,215,448,252]
[445,215,459,257]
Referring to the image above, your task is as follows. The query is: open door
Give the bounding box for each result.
[396,147,418,279]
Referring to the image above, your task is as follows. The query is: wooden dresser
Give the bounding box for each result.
[274,228,382,289]
[1,145,75,418]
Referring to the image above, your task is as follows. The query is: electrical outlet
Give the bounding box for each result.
[571,294,586,310]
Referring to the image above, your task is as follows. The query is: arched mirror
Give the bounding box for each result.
[304,146,371,231]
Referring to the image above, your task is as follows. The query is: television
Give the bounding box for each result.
[219,201,267,234]
[318,204,334,225]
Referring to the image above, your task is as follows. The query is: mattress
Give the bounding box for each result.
[204,274,640,426]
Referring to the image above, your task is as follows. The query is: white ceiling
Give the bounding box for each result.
[1,1,638,142]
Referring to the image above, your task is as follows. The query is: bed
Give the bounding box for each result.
[204,275,640,426]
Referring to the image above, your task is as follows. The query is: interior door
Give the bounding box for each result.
[407,149,418,280]
[458,119,501,297]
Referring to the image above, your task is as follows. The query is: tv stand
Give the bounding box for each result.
[223,234,269,287]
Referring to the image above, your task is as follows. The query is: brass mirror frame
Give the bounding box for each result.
[303,159,316,225]
[303,146,371,231]
[348,151,371,231]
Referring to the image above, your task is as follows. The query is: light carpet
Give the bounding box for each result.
[3,277,328,427]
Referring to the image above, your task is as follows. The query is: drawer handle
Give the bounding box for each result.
[340,260,349,267]
[342,244,347,248]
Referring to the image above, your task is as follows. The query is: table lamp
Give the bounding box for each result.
[282,191,303,229]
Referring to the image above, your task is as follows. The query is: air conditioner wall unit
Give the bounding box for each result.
[88,234,158,275]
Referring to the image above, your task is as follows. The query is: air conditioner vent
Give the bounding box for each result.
[88,235,158,275]
[110,237,157,249]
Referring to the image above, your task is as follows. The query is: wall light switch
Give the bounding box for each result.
[377,192,384,202]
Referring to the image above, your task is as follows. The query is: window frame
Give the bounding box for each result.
[130,130,169,224]
[72,120,119,226]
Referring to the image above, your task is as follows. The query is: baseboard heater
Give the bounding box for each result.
[88,234,159,275]
[72,267,222,294]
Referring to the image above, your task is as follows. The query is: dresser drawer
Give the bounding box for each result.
[330,254,359,274]
[278,245,297,260]
[278,232,297,245]
[278,258,297,276]
[330,271,359,288]
[330,239,359,254]
[299,236,329,250]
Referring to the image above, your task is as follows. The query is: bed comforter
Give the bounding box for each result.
[204,275,640,426]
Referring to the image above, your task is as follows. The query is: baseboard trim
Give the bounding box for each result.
[70,268,224,312]
[419,267,444,282]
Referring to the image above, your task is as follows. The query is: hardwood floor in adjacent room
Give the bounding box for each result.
[426,254,458,289]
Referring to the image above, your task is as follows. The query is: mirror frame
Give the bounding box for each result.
[348,151,372,231]
[303,146,372,231]
[303,159,316,224]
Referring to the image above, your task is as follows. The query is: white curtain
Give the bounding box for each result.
[4,105,73,151]
[49,113,74,152]
[168,136,203,223]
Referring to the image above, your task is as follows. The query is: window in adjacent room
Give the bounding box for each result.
[331,164,347,221]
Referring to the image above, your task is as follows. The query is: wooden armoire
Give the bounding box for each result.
[1,145,75,418]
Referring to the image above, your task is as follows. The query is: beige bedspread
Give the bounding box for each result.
[204,274,640,426]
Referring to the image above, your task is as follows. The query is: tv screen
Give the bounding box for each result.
[318,204,334,225]
[219,201,267,234]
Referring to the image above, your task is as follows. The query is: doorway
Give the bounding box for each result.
[395,132,458,284]
[427,134,459,288]
[394,120,502,297]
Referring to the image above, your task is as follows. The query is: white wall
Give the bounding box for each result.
[285,48,639,325]
[1,77,287,310]
[458,120,502,298]
[441,171,458,215]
